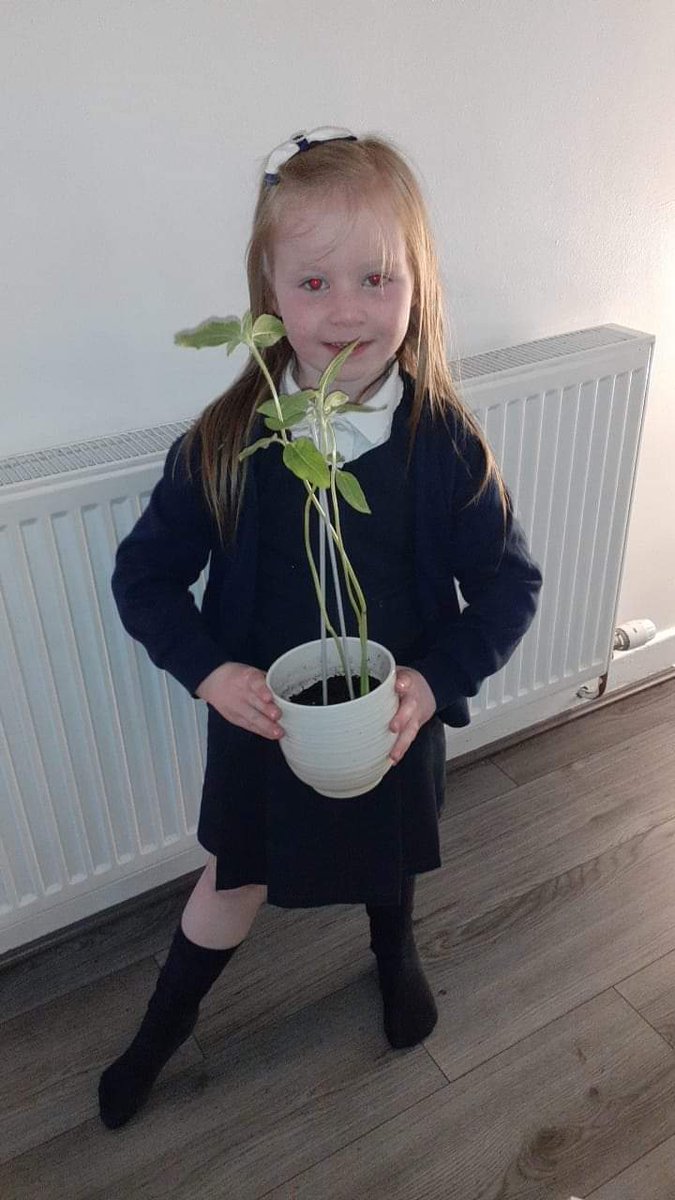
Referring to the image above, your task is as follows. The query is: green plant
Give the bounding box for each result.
[175,311,376,698]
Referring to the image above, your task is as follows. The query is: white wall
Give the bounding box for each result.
[2,0,674,640]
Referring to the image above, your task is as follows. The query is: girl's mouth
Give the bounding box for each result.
[324,341,370,355]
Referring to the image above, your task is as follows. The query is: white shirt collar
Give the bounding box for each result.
[280,359,403,449]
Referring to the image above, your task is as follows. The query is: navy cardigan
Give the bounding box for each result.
[112,374,543,728]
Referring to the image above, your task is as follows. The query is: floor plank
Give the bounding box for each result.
[418,814,675,1082]
[261,989,675,1200]
[442,757,517,814]
[408,719,675,1081]
[0,883,195,1026]
[615,948,675,1049]
[0,976,446,1200]
[193,901,374,1046]
[0,958,202,1163]
[418,717,675,930]
[491,676,675,785]
[587,1132,675,1198]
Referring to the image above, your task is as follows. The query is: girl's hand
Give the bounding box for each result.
[388,667,436,764]
[196,662,284,740]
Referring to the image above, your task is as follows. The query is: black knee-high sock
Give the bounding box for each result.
[366,876,437,1049]
[98,923,239,1129]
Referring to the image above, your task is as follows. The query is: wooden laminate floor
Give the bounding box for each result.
[3,679,675,1198]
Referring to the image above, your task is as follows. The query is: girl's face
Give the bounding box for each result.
[269,193,414,402]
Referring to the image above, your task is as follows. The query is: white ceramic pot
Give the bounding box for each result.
[266,637,398,798]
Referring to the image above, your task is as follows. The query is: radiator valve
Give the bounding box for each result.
[613,619,656,651]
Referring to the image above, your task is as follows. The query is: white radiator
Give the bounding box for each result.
[0,324,654,953]
[449,323,654,752]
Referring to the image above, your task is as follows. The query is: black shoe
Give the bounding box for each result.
[98,925,239,1129]
[366,876,438,1048]
[374,944,438,1048]
[98,1004,199,1129]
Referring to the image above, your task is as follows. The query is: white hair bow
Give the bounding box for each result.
[264,127,357,185]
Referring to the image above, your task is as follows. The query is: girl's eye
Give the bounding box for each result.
[303,278,324,291]
[365,273,388,288]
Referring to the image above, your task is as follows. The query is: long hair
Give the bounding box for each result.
[179,135,508,543]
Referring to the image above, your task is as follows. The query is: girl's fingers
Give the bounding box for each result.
[246,701,283,738]
[389,696,416,733]
[259,723,284,740]
[389,721,418,764]
[389,684,422,761]
[251,682,281,719]
[251,699,281,722]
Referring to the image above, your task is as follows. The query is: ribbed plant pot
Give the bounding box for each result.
[266,637,398,798]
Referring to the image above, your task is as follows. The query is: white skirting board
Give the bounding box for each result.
[605,625,675,693]
[0,844,210,961]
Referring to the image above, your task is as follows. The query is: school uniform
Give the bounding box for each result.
[111,366,542,908]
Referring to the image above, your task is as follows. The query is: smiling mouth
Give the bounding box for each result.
[325,340,369,350]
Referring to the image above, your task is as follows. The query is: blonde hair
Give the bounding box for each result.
[180,134,508,542]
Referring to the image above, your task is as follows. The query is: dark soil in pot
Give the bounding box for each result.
[290,674,382,706]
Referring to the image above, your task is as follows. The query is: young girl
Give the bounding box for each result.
[99,127,542,1129]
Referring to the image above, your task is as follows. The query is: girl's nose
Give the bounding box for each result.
[329,286,366,328]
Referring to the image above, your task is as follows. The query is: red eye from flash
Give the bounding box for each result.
[307,278,323,291]
[368,274,383,286]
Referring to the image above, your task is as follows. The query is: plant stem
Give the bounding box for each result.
[317,415,359,673]
[249,340,342,538]
[319,485,355,701]
[326,425,369,695]
[249,342,289,442]
[303,491,350,680]
[250,336,369,697]
[318,511,328,705]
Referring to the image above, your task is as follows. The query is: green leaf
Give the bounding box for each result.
[252,314,286,347]
[264,412,307,432]
[241,310,253,341]
[174,317,241,350]
[317,340,359,395]
[238,435,278,461]
[257,392,312,422]
[335,470,371,514]
[324,389,350,414]
[283,439,330,488]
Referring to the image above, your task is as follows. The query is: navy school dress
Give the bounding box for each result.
[197,394,447,907]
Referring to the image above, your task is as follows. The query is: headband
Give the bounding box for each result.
[264,126,358,186]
